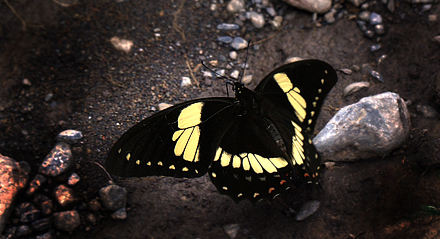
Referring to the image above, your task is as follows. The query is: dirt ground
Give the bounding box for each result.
[1,0,440,238]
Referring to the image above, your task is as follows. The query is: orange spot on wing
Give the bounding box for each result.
[304,173,310,177]
[280,180,286,185]
[269,187,275,193]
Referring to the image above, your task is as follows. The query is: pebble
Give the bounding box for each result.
[370,70,384,82]
[44,93,54,102]
[39,142,73,177]
[343,81,370,97]
[158,102,172,111]
[33,194,53,215]
[223,223,240,239]
[21,208,40,223]
[285,56,304,64]
[370,12,383,25]
[339,68,353,75]
[370,44,381,52]
[31,217,52,231]
[57,129,83,144]
[23,78,32,86]
[230,37,248,50]
[324,10,336,24]
[422,4,432,12]
[217,23,240,30]
[54,184,77,208]
[99,184,127,211]
[26,174,47,196]
[416,105,439,118]
[363,29,375,38]
[356,20,367,32]
[229,51,237,60]
[110,36,133,53]
[226,0,245,13]
[266,7,276,17]
[242,75,253,85]
[272,16,283,29]
[249,11,265,28]
[377,54,388,65]
[358,11,370,21]
[111,207,127,220]
[230,70,240,79]
[67,172,80,186]
[374,24,385,35]
[181,76,192,87]
[295,200,320,221]
[53,210,81,232]
[217,36,233,44]
[16,224,32,237]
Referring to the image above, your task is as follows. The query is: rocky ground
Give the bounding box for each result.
[1,0,440,238]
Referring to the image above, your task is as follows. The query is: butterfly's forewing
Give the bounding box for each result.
[207,108,295,203]
[254,60,337,184]
[254,60,338,134]
[105,98,237,178]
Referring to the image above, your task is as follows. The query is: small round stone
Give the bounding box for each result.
[363,29,375,38]
[229,51,237,60]
[230,37,248,50]
[370,12,383,25]
[249,11,265,28]
[358,11,370,21]
[217,36,233,44]
[374,24,385,35]
[370,44,381,52]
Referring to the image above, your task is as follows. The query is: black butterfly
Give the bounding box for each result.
[105,60,337,203]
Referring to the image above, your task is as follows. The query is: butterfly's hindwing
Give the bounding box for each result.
[105,98,237,178]
[207,111,294,203]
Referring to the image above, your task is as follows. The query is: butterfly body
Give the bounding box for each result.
[105,60,337,203]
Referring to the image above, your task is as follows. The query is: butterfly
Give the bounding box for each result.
[105,59,337,203]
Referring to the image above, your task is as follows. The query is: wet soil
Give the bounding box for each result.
[1,0,440,238]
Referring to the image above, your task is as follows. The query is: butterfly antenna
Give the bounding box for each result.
[237,40,251,83]
[201,60,234,97]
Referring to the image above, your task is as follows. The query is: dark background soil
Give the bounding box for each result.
[1,0,440,238]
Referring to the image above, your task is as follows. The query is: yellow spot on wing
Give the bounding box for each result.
[182,167,189,171]
[169,165,175,170]
[182,127,200,162]
[158,161,163,166]
[136,160,140,165]
[118,148,121,154]
[174,129,191,156]
[248,154,263,174]
[253,193,259,198]
[232,155,241,168]
[273,73,307,121]
[243,156,250,171]
[222,186,228,190]
[270,157,288,168]
[172,129,183,141]
[177,102,203,129]
[255,154,277,173]
[212,172,217,178]
[220,151,232,167]
[147,161,151,166]
[214,148,222,161]
[126,153,131,161]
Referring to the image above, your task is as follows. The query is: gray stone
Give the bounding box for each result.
[0,154,28,234]
[314,92,410,162]
[226,0,245,13]
[249,11,265,28]
[295,200,320,221]
[39,142,74,177]
[99,184,127,211]
[282,0,331,13]
[416,105,438,118]
[57,129,83,144]
[16,224,32,237]
[358,11,370,21]
[223,223,240,239]
[111,207,127,220]
[230,37,248,50]
[343,81,370,97]
[217,23,240,30]
[67,172,80,186]
[370,12,383,25]
[53,210,81,232]
[217,36,233,44]
[26,174,47,196]
[31,217,52,231]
